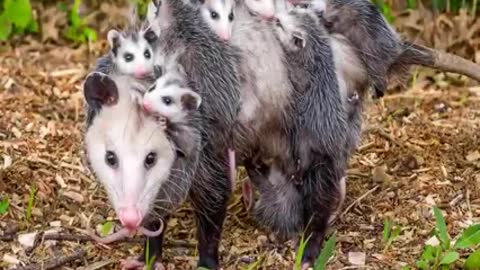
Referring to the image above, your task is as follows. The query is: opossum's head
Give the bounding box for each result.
[244,0,276,20]
[143,65,202,124]
[107,28,157,79]
[273,12,306,52]
[196,0,235,41]
[83,72,183,232]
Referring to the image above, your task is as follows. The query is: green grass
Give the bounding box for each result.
[25,185,37,222]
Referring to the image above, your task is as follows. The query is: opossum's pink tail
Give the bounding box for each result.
[89,219,164,244]
[228,148,236,187]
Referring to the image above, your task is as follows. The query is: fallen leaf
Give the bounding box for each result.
[3,253,20,265]
[2,155,12,169]
[466,151,480,162]
[348,252,366,265]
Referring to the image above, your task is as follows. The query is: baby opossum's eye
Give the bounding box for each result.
[144,152,157,169]
[124,53,134,62]
[162,96,173,105]
[105,151,118,168]
[210,11,219,20]
[144,49,151,59]
[228,12,234,21]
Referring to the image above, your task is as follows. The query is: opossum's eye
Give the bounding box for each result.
[210,11,219,20]
[124,53,134,62]
[144,49,151,59]
[144,152,157,169]
[228,12,234,21]
[105,151,118,168]
[162,96,172,105]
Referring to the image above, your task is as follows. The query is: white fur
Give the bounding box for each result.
[85,74,175,221]
[244,0,276,18]
[198,0,235,41]
[107,29,155,78]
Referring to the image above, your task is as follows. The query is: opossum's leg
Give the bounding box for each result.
[189,154,231,269]
[299,159,345,267]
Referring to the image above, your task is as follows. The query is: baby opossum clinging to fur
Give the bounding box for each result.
[187,0,236,41]
[143,62,202,126]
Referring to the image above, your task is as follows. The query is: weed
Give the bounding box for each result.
[0,0,37,41]
[382,219,402,252]
[100,221,114,237]
[26,185,36,222]
[63,0,97,43]
[0,196,9,215]
[145,238,157,270]
[415,206,480,269]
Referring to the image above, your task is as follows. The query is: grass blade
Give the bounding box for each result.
[433,207,450,249]
[295,233,312,270]
[313,233,337,270]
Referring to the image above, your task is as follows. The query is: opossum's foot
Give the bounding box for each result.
[301,262,312,270]
[242,179,254,211]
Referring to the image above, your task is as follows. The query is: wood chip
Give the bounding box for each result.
[3,254,20,265]
[348,252,366,265]
[63,191,84,203]
[18,231,38,249]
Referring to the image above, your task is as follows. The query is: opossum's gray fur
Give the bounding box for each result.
[315,0,401,99]
[147,0,242,268]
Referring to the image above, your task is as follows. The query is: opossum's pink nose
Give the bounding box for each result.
[134,68,147,79]
[219,32,230,41]
[143,101,152,113]
[119,208,143,231]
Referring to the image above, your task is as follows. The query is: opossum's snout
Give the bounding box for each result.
[119,207,143,231]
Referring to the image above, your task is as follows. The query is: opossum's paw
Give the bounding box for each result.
[301,262,312,270]
[120,258,144,270]
[152,262,166,270]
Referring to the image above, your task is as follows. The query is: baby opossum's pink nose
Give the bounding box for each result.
[262,13,275,20]
[219,33,230,41]
[134,68,147,78]
[143,101,152,113]
[119,207,143,231]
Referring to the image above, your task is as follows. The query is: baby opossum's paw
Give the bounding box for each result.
[301,262,312,270]
[120,258,145,269]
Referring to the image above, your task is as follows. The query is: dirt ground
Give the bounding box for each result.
[1,23,480,270]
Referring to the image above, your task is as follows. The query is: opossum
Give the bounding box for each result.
[83,70,202,235]
[143,61,202,125]
[136,0,242,268]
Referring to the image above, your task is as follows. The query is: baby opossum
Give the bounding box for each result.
[272,9,349,268]
[143,62,202,125]
[187,0,236,41]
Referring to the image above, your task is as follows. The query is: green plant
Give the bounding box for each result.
[100,221,114,237]
[313,233,337,270]
[0,197,9,215]
[144,239,157,270]
[371,0,395,23]
[25,185,36,222]
[415,207,480,270]
[382,219,402,252]
[0,0,38,41]
[63,0,96,43]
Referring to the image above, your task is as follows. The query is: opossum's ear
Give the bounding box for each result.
[143,27,159,44]
[107,30,122,54]
[181,91,202,111]
[292,30,306,49]
[83,72,119,110]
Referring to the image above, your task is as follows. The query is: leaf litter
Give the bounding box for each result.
[1,3,480,270]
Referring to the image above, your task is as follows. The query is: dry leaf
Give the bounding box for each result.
[18,231,38,249]
[466,151,480,162]
[2,254,20,265]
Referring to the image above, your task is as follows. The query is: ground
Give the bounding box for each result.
[1,32,480,270]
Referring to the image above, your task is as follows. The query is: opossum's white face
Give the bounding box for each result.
[143,70,202,124]
[273,12,306,52]
[199,0,235,41]
[84,72,175,232]
[108,30,155,79]
[245,0,276,19]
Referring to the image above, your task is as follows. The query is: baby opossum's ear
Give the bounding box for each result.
[143,27,159,44]
[107,30,122,52]
[292,30,306,49]
[181,91,202,111]
[153,65,163,78]
[83,72,119,109]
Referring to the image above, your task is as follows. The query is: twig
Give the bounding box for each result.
[10,248,86,270]
[365,127,406,148]
[0,232,196,248]
[333,185,380,223]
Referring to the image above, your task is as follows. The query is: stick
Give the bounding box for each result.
[10,248,86,270]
